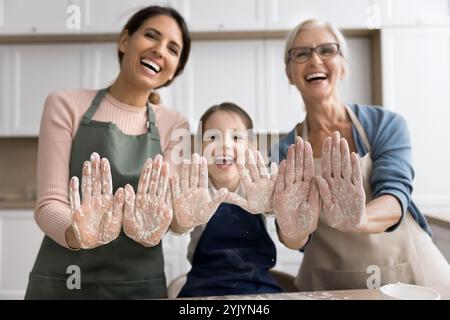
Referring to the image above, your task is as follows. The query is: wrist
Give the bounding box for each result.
[276,220,312,249]
[280,230,310,250]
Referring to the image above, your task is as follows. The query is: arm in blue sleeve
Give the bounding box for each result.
[370,113,414,231]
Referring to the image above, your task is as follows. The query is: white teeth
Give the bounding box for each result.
[215,156,234,164]
[305,72,327,80]
[141,58,161,72]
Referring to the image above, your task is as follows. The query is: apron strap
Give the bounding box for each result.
[81,88,161,141]
[302,104,372,153]
[81,88,108,125]
[345,104,371,153]
[146,103,160,139]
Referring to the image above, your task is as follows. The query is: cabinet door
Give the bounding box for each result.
[340,37,374,106]
[177,40,265,132]
[9,44,89,136]
[0,210,43,299]
[178,0,266,31]
[0,45,10,135]
[381,28,450,211]
[266,0,371,30]
[265,39,305,133]
[380,0,450,26]
[82,0,171,33]
[0,0,83,34]
[83,42,119,89]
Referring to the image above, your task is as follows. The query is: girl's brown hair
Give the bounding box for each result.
[199,102,253,131]
[196,102,255,153]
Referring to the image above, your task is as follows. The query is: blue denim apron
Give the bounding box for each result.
[179,203,281,297]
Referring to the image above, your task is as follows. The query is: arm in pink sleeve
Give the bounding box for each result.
[162,112,190,178]
[35,91,79,248]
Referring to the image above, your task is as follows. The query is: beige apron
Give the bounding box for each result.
[295,105,450,291]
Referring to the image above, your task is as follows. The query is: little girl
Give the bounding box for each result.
[177,102,282,297]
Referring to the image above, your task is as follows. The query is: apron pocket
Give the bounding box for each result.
[25,272,167,300]
[313,261,415,291]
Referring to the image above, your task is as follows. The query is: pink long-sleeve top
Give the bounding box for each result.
[35,89,189,248]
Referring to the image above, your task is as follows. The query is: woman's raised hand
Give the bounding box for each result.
[69,152,124,249]
[123,155,173,247]
[316,132,366,232]
[273,137,320,241]
[226,149,278,214]
[170,153,228,230]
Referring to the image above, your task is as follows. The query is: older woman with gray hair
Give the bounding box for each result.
[271,19,450,291]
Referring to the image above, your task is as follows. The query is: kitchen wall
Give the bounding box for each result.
[0,0,449,299]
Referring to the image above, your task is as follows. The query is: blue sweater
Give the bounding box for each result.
[270,103,431,236]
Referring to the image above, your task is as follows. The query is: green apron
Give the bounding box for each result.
[25,88,167,299]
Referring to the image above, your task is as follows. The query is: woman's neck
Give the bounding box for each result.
[109,74,151,108]
[303,95,349,133]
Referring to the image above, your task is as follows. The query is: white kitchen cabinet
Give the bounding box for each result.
[0,41,179,137]
[1,0,449,35]
[82,42,119,89]
[0,0,177,35]
[177,39,266,132]
[0,0,84,35]
[265,39,305,134]
[266,0,373,30]
[381,28,450,213]
[0,34,373,137]
[0,209,43,299]
[380,0,450,26]
[154,35,373,135]
[339,37,374,105]
[8,44,89,136]
[0,45,10,135]
[81,0,173,33]
[176,0,266,31]
[0,0,264,35]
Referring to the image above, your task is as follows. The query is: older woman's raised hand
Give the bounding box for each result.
[170,153,228,230]
[225,149,278,214]
[69,152,124,249]
[316,132,366,232]
[123,155,173,247]
[273,137,320,241]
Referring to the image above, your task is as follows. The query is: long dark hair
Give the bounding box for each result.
[118,5,191,103]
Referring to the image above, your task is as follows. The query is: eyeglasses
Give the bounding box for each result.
[288,43,340,63]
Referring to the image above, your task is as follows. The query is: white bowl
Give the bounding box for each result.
[380,283,440,300]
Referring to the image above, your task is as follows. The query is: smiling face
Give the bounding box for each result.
[118,15,183,90]
[201,110,251,192]
[286,25,346,103]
